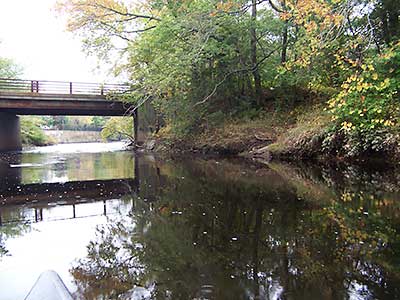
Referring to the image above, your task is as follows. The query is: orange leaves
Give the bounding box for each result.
[208,1,241,18]
[210,1,239,16]
[216,1,236,12]
[278,0,344,74]
[282,0,342,32]
[279,11,291,21]
[304,20,318,32]
[58,0,124,31]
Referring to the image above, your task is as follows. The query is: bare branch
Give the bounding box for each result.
[123,95,153,117]
[268,0,285,13]
[86,3,161,22]
[194,47,279,106]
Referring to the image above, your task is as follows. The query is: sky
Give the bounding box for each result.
[0,0,114,83]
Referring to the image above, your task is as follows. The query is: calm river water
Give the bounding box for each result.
[0,142,399,300]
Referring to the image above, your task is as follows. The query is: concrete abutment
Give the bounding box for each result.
[0,112,22,152]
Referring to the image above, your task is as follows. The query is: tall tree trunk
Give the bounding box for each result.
[281,0,288,63]
[251,0,262,106]
[281,20,288,63]
[386,0,400,43]
[294,25,299,61]
[379,0,400,45]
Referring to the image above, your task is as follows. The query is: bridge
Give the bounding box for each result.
[0,178,138,206]
[0,178,139,230]
[0,78,140,151]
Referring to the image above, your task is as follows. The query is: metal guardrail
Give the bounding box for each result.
[0,78,130,96]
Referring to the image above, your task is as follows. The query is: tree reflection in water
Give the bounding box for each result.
[0,211,31,258]
[71,158,400,300]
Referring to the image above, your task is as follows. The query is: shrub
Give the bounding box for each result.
[326,42,400,156]
[20,117,49,146]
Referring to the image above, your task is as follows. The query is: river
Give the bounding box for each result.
[0,142,399,300]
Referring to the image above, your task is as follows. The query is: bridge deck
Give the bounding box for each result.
[0,78,131,116]
[0,92,128,116]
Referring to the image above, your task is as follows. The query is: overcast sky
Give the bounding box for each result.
[0,0,114,83]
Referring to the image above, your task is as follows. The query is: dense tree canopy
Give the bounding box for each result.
[58,0,400,155]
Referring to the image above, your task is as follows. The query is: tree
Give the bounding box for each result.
[20,117,49,146]
[0,57,22,78]
[91,116,108,129]
[58,0,400,157]
[101,117,134,142]
[56,0,160,61]
[250,0,262,105]
[58,0,284,130]
[370,0,400,46]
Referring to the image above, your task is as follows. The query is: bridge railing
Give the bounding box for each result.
[0,78,130,96]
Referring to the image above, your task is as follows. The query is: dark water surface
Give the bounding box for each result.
[0,143,400,300]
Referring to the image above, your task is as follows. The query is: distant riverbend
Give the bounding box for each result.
[44,130,102,144]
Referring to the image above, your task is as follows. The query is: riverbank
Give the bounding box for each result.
[44,130,102,144]
[154,103,400,165]
[21,130,105,148]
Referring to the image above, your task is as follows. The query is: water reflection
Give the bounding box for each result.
[0,143,137,300]
[71,158,400,300]
[1,144,400,300]
[0,142,133,185]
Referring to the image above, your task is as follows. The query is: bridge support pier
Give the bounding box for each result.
[0,112,22,152]
[133,109,139,145]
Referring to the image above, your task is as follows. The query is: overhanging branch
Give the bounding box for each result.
[194,47,279,106]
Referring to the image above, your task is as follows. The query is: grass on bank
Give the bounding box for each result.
[156,99,400,163]
[267,105,331,159]
[155,102,329,155]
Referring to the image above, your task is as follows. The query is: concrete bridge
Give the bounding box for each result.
[0,78,139,151]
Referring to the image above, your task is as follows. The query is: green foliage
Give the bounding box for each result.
[0,57,22,78]
[329,43,399,132]
[91,116,107,128]
[129,2,286,133]
[101,117,133,142]
[324,42,400,157]
[369,0,400,45]
[42,116,109,131]
[59,0,400,158]
[20,117,49,146]
[0,220,30,259]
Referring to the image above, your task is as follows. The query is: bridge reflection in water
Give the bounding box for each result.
[0,178,138,226]
[0,151,144,227]
[0,144,168,300]
[0,150,165,228]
